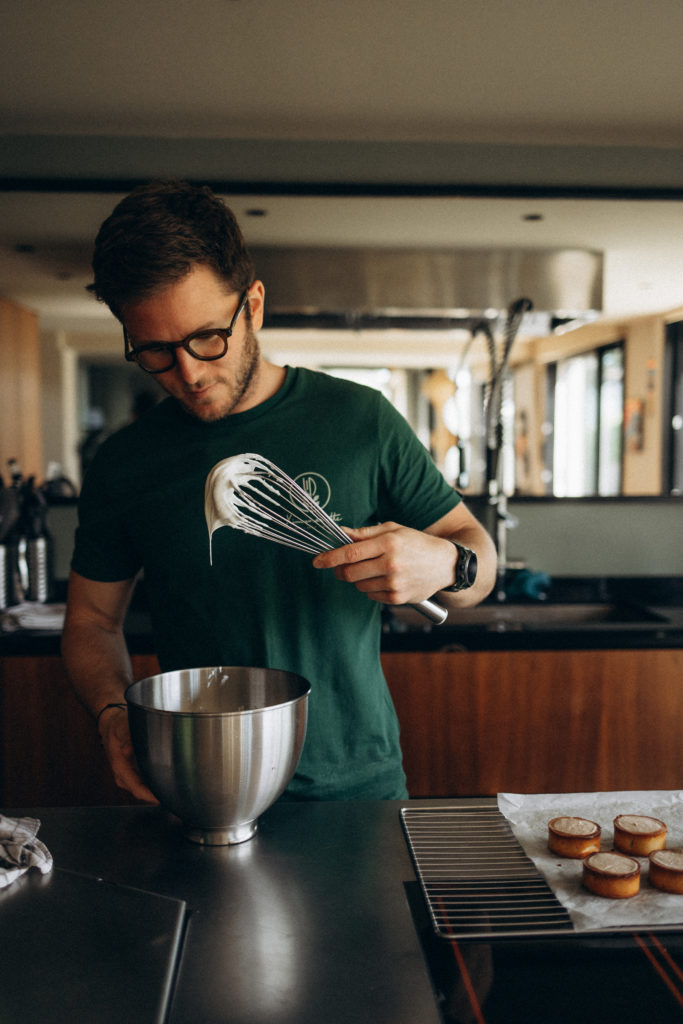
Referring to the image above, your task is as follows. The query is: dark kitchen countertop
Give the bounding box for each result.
[381,606,683,651]
[381,575,683,651]
[1,576,682,656]
[5,800,442,1024]
[5,799,683,1024]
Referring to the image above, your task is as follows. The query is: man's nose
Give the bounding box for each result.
[173,347,205,382]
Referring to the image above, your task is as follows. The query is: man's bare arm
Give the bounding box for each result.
[61,570,157,802]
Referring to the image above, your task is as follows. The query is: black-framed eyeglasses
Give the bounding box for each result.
[123,291,249,374]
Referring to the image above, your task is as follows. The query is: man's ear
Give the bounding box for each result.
[246,280,265,330]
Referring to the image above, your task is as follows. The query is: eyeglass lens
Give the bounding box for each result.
[135,331,228,372]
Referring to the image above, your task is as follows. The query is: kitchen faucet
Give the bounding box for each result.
[473,297,533,602]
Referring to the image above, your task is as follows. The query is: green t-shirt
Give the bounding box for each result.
[72,367,460,800]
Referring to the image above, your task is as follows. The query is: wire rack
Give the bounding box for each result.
[401,805,574,940]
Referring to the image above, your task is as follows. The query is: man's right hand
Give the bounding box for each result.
[98,706,159,803]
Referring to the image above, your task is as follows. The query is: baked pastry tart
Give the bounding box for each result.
[613,814,667,856]
[548,816,601,858]
[582,852,641,899]
[648,849,683,894]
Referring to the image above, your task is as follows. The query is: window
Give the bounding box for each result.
[664,321,683,495]
[442,367,486,492]
[598,346,625,495]
[547,343,624,496]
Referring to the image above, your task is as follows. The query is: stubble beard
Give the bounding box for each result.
[178,326,261,422]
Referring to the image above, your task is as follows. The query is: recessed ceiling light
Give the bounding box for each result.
[522,213,544,222]
[245,208,267,218]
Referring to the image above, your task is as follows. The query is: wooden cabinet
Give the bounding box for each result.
[0,297,43,477]
[1,654,160,807]
[382,648,683,796]
[2,648,682,807]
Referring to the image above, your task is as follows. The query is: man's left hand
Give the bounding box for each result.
[312,521,456,606]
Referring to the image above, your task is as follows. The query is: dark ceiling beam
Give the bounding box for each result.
[1,136,683,198]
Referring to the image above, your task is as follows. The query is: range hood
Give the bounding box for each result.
[252,246,603,333]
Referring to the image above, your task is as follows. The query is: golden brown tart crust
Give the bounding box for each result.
[548,816,601,859]
[649,849,683,894]
[613,814,667,856]
[582,852,641,899]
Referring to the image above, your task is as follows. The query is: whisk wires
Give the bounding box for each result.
[223,456,350,555]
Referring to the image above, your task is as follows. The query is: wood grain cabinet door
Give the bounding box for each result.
[0,654,160,807]
[383,649,683,796]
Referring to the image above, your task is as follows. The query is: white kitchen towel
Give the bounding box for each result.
[0,602,66,632]
[0,814,53,889]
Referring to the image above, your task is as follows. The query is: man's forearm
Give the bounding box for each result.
[62,618,158,802]
[61,620,135,721]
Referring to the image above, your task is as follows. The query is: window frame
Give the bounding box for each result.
[545,340,625,497]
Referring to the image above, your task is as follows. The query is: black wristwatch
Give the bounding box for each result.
[443,541,478,592]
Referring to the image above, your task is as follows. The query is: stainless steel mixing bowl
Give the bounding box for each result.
[125,666,310,845]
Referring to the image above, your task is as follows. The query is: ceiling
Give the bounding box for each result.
[1,0,683,337]
[4,0,682,145]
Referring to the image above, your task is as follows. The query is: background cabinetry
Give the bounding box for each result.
[382,648,683,795]
[2,649,682,806]
[1,654,159,807]
[0,296,43,476]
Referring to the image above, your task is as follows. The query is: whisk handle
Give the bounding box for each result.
[410,597,449,625]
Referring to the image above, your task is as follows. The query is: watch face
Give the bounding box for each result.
[467,550,478,586]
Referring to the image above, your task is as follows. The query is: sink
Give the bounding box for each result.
[389,601,669,632]
[448,602,668,631]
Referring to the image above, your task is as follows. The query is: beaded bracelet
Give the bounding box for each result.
[95,702,127,727]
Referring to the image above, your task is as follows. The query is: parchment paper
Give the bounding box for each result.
[498,790,683,932]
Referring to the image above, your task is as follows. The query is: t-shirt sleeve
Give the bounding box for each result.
[375,394,461,529]
[70,442,143,582]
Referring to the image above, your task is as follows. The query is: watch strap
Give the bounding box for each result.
[442,541,477,592]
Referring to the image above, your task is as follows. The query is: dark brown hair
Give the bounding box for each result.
[89,179,255,319]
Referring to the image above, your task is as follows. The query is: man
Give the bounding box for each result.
[62,180,497,803]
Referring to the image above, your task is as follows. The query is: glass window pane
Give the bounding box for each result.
[444,367,474,489]
[553,353,598,496]
[598,347,624,495]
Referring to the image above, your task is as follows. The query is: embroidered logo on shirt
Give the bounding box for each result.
[294,472,342,523]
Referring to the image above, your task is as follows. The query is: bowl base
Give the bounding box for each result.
[184,820,258,845]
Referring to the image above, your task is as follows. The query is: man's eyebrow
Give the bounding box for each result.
[128,319,223,345]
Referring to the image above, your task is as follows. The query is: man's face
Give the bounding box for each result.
[122,265,265,422]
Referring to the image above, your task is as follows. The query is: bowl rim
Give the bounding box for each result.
[124,665,311,717]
